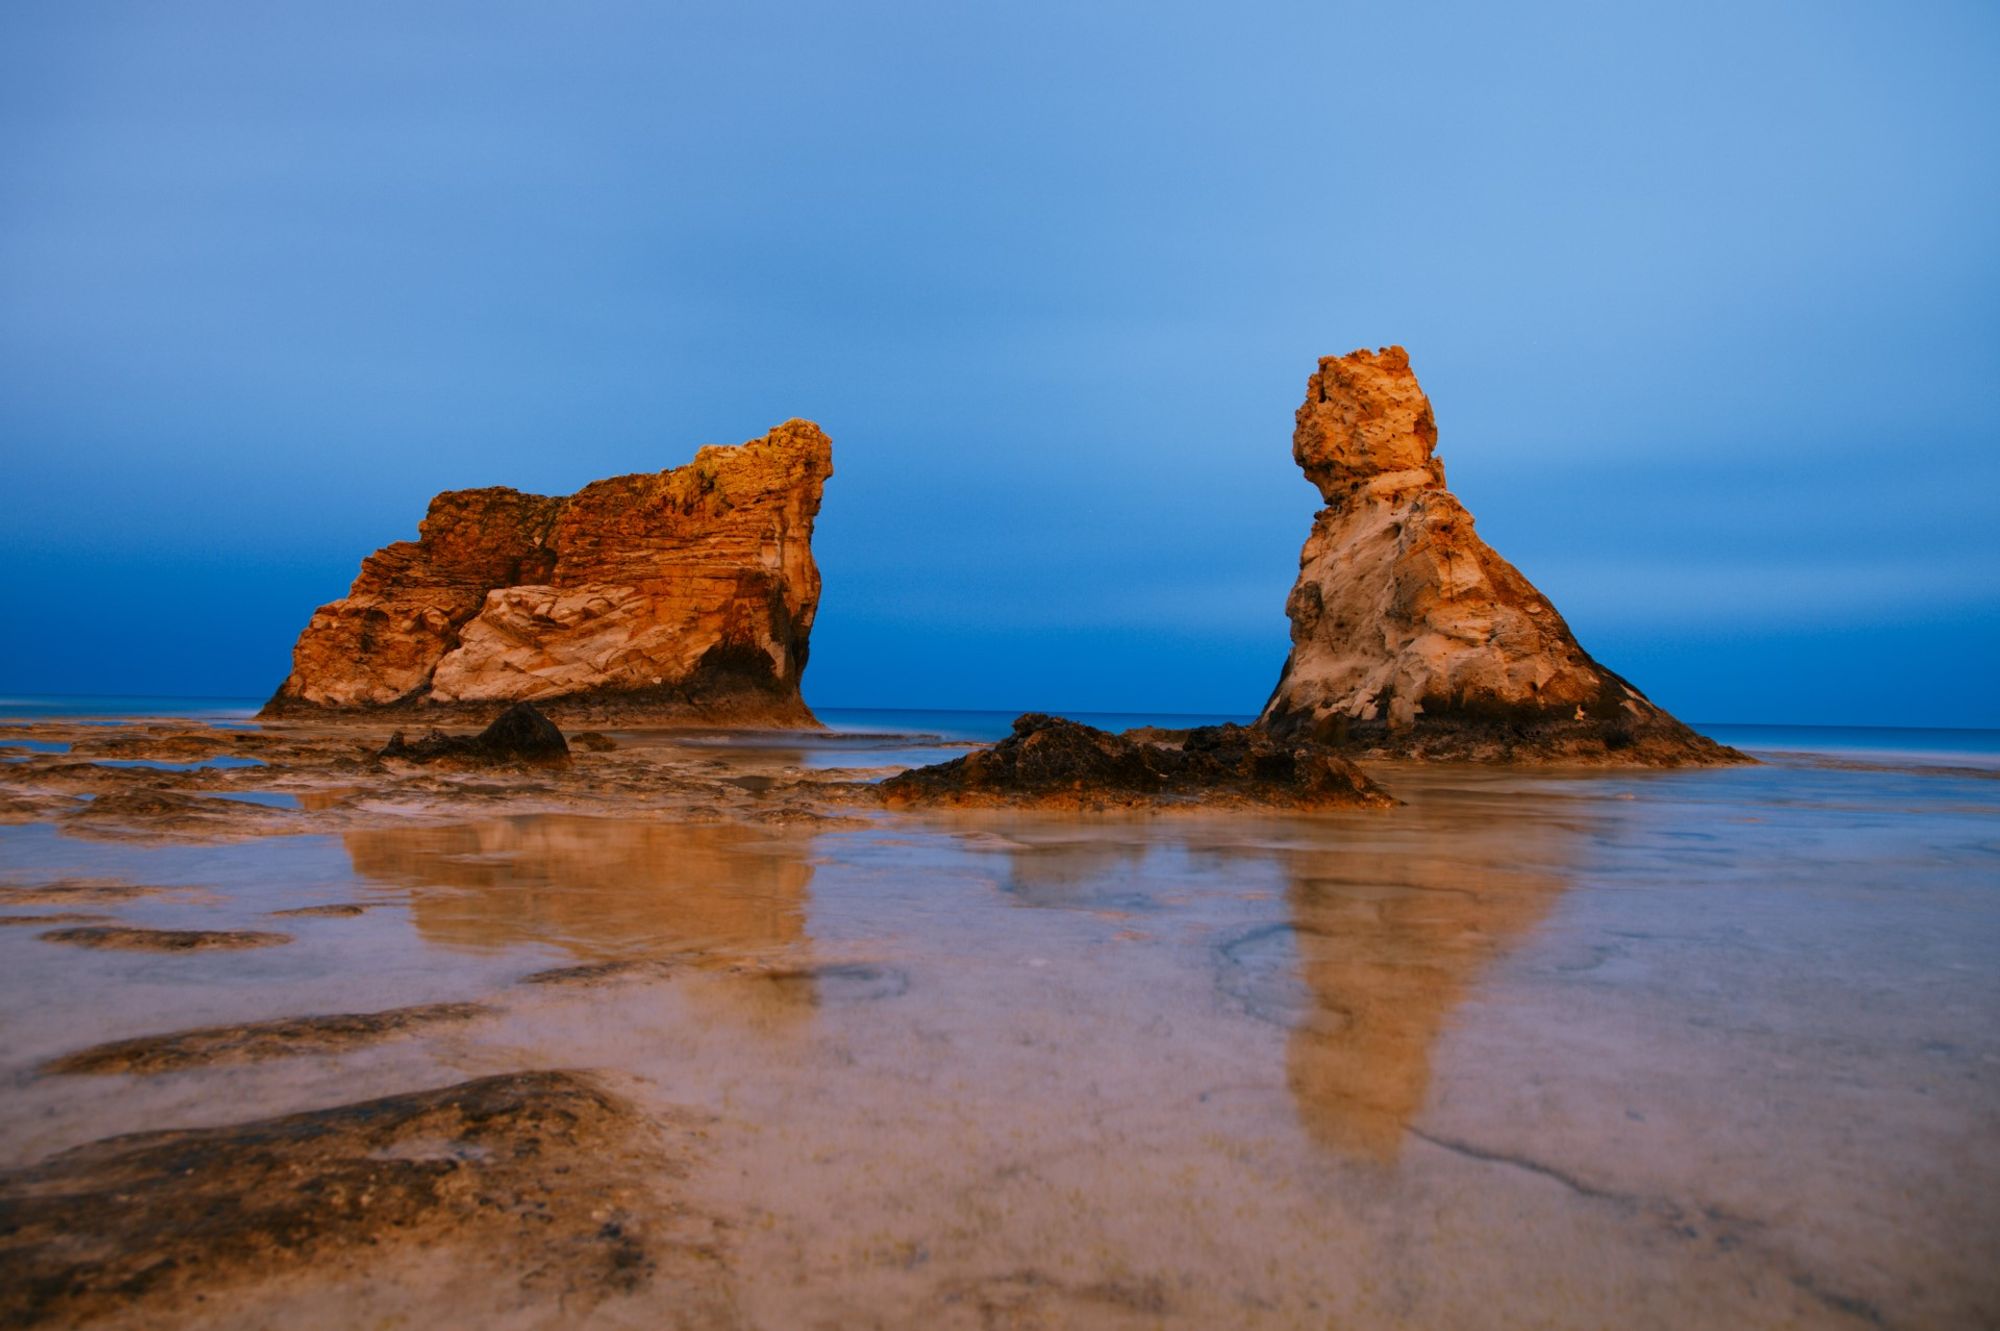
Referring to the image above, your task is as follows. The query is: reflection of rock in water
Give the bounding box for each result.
[1206,801,1578,1160]
[1277,836,1572,1158]
[345,815,814,964]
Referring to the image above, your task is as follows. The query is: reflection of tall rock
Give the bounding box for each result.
[1261,347,1741,765]
[345,816,814,964]
[265,421,832,725]
[1275,816,1573,1158]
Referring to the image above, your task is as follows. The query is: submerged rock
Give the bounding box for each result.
[1261,347,1744,765]
[0,878,168,905]
[262,420,833,726]
[0,912,112,927]
[879,714,1392,810]
[43,1002,490,1075]
[37,925,292,952]
[0,1071,723,1329]
[381,701,572,766]
[59,789,296,841]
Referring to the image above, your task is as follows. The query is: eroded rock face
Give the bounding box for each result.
[1261,348,1741,765]
[264,420,833,725]
[878,713,1393,810]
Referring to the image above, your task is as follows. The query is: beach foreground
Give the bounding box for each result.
[1,713,1996,1328]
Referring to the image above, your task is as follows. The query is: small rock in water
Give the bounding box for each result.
[381,702,571,766]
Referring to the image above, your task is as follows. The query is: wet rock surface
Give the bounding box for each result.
[380,701,571,766]
[1261,346,1745,766]
[878,713,1392,810]
[43,1003,493,1076]
[0,1071,723,1330]
[262,420,833,726]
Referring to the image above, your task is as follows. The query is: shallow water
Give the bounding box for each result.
[89,756,267,771]
[2,748,1996,1327]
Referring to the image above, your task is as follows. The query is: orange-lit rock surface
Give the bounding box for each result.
[1260,348,1740,764]
[263,421,832,725]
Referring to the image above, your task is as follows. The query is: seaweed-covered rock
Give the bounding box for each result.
[381,702,570,766]
[878,714,1391,810]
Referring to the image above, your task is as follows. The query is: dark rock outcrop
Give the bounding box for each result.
[878,714,1392,810]
[380,702,571,766]
[263,420,833,726]
[1260,347,1745,765]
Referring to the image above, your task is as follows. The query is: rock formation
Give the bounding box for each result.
[1260,348,1741,764]
[878,713,1392,810]
[263,421,832,725]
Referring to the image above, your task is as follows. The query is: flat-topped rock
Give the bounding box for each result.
[263,420,833,726]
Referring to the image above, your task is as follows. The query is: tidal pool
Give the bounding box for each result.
[0,758,1995,1328]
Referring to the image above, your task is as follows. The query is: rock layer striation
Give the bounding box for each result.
[264,421,832,725]
[1260,348,1740,764]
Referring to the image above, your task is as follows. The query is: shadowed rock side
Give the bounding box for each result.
[878,714,1392,810]
[0,1071,732,1330]
[1261,347,1743,765]
[262,420,833,727]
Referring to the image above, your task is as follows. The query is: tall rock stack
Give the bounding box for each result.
[1260,348,1740,764]
[263,420,832,726]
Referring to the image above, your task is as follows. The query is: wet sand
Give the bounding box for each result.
[0,718,1996,1327]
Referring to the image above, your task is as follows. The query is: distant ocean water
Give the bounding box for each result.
[1696,723,2000,771]
[0,695,262,722]
[3,696,1995,770]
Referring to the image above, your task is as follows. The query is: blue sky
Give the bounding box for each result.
[3,1,1996,725]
